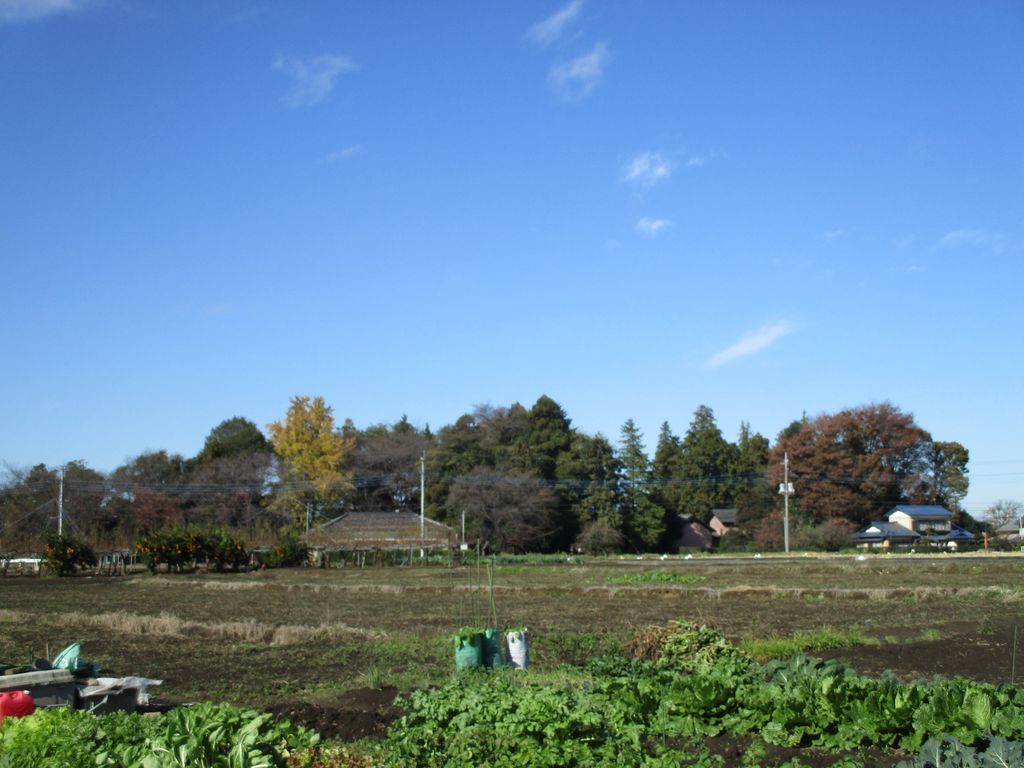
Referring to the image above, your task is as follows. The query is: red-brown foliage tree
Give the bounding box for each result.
[770,403,933,527]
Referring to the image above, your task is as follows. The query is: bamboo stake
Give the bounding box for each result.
[488,560,497,628]
[1012,625,1019,686]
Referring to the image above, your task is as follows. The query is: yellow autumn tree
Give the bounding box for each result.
[267,395,353,529]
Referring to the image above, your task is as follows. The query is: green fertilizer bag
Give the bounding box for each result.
[453,632,483,670]
[482,628,504,668]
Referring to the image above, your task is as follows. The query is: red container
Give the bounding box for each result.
[0,691,36,720]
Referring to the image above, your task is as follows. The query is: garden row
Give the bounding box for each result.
[5,621,1024,766]
[372,622,1024,766]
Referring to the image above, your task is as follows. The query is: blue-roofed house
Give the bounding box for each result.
[855,521,920,548]
[855,505,974,549]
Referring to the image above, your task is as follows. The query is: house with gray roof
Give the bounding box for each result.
[855,505,974,549]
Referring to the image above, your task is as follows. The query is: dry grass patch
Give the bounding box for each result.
[57,610,385,646]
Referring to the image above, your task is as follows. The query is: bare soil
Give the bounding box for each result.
[2,555,1022,760]
[818,633,1017,686]
[264,686,404,741]
[699,734,906,767]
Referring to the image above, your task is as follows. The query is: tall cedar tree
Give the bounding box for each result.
[677,405,738,519]
[652,422,685,515]
[732,422,774,527]
[557,432,624,545]
[526,396,573,481]
[618,419,667,551]
[526,396,575,547]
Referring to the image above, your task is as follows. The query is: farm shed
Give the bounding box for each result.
[303,510,454,551]
[709,508,738,537]
[674,515,716,552]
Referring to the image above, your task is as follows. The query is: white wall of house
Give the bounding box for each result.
[889,511,950,533]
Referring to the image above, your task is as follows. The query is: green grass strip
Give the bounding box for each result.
[739,627,876,660]
[607,571,708,585]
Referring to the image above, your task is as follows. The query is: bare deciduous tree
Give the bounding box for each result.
[985,499,1024,530]
[445,469,559,553]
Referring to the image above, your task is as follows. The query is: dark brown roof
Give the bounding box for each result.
[304,511,454,549]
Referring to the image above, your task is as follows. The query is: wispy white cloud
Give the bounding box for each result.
[938,228,1007,253]
[707,320,794,368]
[527,0,583,46]
[325,144,364,163]
[684,149,725,168]
[273,53,357,108]
[0,0,80,23]
[622,152,672,188]
[549,42,608,97]
[824,228,847,241]
[635,217,673,237]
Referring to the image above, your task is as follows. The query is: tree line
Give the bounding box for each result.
[0,396,978,554]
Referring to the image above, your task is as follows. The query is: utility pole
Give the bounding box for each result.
[419,452,426,558]
[58,465,64,537]
[778,452,794,554]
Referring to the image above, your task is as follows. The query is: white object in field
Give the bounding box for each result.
[82,677,163,709]
[506,629,529,670]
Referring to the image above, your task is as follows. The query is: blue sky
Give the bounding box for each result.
[2,0,1022,517]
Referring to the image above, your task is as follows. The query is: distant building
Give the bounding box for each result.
[676,515,716,551]
[709,508,737,538]
[303,510,454,551]
[887,505,952,534]
[855,505,974,549]
[674,508,738,552]
[992,519,1023,546]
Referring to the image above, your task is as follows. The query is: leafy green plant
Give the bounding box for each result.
[285,746,373,768]
[267,528,309,568]
[895,734,1024,767]
[0,702,316,768]
[656,621,751,674]
[453,627,483,648]
[376,619,1024,765]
